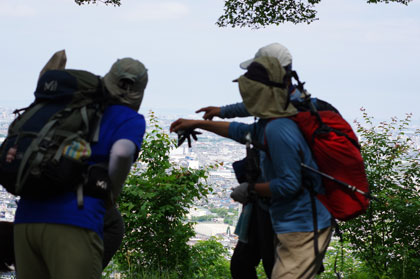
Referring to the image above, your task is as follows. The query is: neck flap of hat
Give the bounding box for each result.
[237,56,297,119]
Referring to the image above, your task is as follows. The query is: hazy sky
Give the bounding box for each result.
[1,0,419,123]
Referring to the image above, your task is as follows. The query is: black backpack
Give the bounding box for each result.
[0,69,111,204]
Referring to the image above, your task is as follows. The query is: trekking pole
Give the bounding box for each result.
[301,163,378,201]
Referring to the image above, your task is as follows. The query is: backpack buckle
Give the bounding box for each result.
[39,139,51,152]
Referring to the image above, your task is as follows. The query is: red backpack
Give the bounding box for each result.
[291,110,370,221]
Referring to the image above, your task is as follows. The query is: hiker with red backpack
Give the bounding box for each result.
[5,58,148,279]
[196,43,341,279]
[171,55,333,279]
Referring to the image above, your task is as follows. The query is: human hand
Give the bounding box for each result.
[170,118,197,133]
[230,182,250,204]
[195,106,221,120]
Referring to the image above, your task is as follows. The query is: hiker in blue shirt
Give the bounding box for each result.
[171,55,332,279]
[196,42,337,279]
[13,58,148,279]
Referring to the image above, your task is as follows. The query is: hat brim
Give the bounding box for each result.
[239,58,254,70]
[103,74,119,96]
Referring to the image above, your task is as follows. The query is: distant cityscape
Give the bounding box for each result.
[0,108,19,224]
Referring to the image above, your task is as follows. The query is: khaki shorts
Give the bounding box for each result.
[14,223,103,279]
[272,226,332,279]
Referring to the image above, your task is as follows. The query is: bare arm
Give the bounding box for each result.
[170,118,230,138]
[108,139,136,199]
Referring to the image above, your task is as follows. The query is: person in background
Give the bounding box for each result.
[197,43,294,279]
[196,43,338,278]
[172,55,332,279]
[13,58,148,279]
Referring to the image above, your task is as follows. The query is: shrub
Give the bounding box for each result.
[340,110,420,278]
[114,112,214,277]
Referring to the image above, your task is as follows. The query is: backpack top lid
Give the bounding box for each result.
[236,56,297,119]
[35,69,100,101]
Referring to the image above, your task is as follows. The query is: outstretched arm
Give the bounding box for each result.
[219,102,250,119]
[195,106,221,120]
[196,102,251,120]
[170,118,230,138]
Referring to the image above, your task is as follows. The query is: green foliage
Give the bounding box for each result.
[256,262,269,279]
[191,207,238,225]
[223,216,234,225]
[103,263,179,279]
[210,207,229,217]
[74,0,120,6]
[317,239,371,279]
[74,0,412,28]
[104,238,231,279]
[217,0,321,28]
[189,237,231,279]
[114,111,215,277]
[367,0,411,3]
[191,215,214,222]
[216,0,412,28]
[340,109,420,279]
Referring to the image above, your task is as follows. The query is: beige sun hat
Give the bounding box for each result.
[237,56,297,119]
[103,58,148,110]
[240,43,293,70]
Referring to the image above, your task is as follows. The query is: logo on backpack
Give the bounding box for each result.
[44,80,58,92]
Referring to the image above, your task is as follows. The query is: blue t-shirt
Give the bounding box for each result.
[228,118,331,234]
[14,105,146,238]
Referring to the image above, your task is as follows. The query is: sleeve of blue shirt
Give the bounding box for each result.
[111,114,146,154]
[220,102,251,119]
[227,121,254,144]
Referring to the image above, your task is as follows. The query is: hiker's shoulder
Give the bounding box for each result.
[101,106,145,135]
[264,118,301,144]
[265,117,297,134]
[105,105,144,121]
